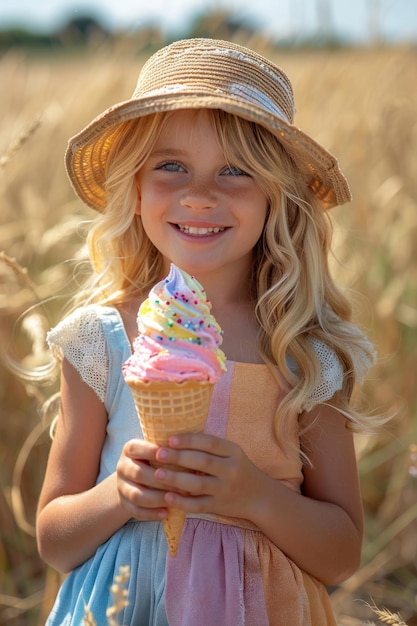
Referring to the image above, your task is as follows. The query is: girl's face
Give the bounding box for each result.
[136,109,268,282]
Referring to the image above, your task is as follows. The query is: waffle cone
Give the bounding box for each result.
[126,379,213,556]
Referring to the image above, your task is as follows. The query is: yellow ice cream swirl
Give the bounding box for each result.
[138,264,226,369]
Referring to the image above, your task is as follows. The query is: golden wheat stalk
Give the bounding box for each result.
[365,602,408,625]
[0,116,41,169]
[0,251,39,297]
[82,565,130,626]
[82,604,97,626]
[106,565,130,626]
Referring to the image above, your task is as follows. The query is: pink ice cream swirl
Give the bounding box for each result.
[123,264,226,383]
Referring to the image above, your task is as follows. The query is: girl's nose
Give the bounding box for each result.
[180,179,218,211]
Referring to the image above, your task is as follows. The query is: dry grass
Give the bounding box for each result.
[0,35,416,625]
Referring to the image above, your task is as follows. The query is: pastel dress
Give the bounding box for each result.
[45,304,346,626]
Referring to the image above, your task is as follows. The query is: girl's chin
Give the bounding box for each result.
[161,257,220,279]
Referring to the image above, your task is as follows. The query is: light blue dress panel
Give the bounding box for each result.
[45,305,170,626]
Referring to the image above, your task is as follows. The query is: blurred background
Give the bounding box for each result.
[0,1,416,624]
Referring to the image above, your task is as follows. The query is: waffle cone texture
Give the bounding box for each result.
[127,379,213,556]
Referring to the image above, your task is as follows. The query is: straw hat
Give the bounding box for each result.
[65,38,351,211]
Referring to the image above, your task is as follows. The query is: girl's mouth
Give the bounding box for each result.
[177,224,225,236]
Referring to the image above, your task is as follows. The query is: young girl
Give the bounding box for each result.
[37,38,378,625]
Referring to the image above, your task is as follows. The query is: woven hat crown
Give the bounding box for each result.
[65,38,351,211]
[134,39,296,126]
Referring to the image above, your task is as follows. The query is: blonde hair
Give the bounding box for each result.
[68,109,376,441]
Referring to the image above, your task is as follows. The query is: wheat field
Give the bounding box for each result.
[0,34,416,625]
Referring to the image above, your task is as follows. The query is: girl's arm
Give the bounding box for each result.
[36,359,169,573]
[142,402,363,586]
[253,403,364,585]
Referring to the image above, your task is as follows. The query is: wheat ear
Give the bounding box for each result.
[364,602,408,626]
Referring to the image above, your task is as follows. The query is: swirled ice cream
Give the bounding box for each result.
[123,264,226,384]
[122,264,226,557]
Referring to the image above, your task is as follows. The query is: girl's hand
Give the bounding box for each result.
[116,438,171,521]
[152,433,265,520]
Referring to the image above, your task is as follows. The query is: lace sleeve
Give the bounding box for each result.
[46,306,108,402]
[302,339,344,412]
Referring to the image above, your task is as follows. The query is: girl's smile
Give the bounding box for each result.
[136,109,268,281]
[175,224,225,236]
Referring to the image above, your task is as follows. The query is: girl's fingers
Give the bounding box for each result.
[123,438,160,461]
[117,474,170,520]
[118,438,164,489]
[120,497,168,521]
[164,490,212,513]
[155,433,239,476]
[116,437,177,520]
[156,447,223,476]
[154,465,216,495]
[167,433,233,456]
[153,437,265,520]
[117,434,256,520]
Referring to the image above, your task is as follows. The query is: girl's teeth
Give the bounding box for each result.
[179,225,224,235]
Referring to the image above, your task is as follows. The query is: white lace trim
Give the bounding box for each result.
[47,306,108,403]
[303,339,343,411]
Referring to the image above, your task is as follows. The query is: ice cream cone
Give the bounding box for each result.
[126,379,213,556]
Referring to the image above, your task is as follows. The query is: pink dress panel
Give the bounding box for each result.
[165,362,337,625]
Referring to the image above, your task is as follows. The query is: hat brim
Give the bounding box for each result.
[65,92,351,211]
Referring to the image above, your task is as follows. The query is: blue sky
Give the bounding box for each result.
[0,0,415,43]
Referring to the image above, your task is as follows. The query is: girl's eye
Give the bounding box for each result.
[222,165,249,177]
[157,161,184,172]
